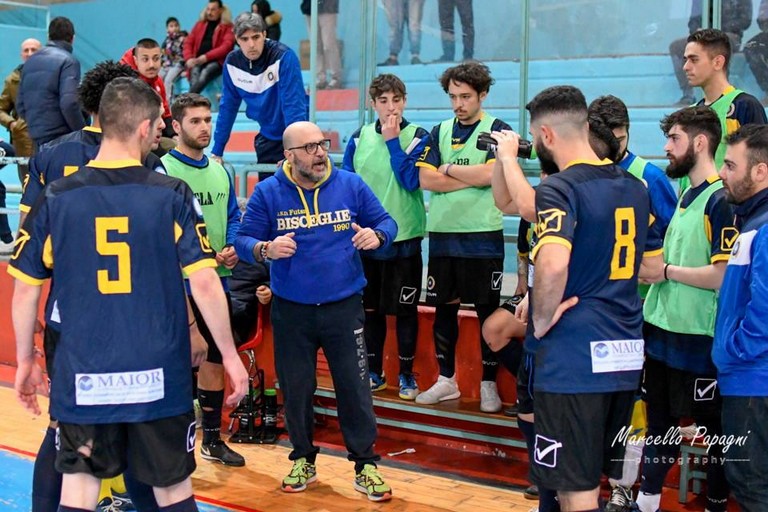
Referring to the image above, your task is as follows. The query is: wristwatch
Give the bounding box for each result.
[374,230,386,246]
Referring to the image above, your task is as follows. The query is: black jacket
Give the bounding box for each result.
[689,0,753,38]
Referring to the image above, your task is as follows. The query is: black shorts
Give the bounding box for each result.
[362,253,423,315]
[189,292,236,365]
[642,356,722,419]
[56,411,197,488]
[426,256,503,306]
[531,390,634,491]
[516,352,535,415]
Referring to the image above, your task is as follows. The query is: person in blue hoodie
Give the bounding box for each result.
[713,124,768,511]
[235,121,397,502]
[211,12,308,181]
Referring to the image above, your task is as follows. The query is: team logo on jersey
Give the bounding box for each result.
[534,434,562,468]
[268,71,275,82]
[721,227,739,252]
[593,343,610,359]
[187,421,196,452]
[732,239,741,257]
[400,286,418,304]
[195,223,214,253]
[77,375,94,391]
[491,272,503,291]
[536,208,566,237]
[427,276,435,290]
[694,378,718,402]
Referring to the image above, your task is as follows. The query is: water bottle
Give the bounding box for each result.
[262,388,278,430]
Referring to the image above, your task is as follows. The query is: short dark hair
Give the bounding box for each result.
[166,17,179,26]
[588,113,621,162]
[133,38,160,55]
[439,61,494,95]
[99,77,162,140]
[588,95,630,130]
[526,85,588,125]
[368,74,406,101]
[171,93,211,122]
[209,0,223,7]
[726,124,768,169]
[78,60,138,115]
[660,106,722,159]
[687,28,732,72]
[48,17,75,43]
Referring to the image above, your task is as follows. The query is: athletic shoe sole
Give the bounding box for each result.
[281,475,317,493]
[354,482,392,502]
[200,452,246,467]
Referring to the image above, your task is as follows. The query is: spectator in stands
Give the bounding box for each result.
[235,120,396,502]
[415,61,511,413]
[120,38,176,139]
[160,17,187,103]
[714,124,768,512]
[435,0,474,63]
[636,106,735,512]
[212,13,308,181]
[184,0,235,94]
[744,0,768,105]
[526,85,662,512]
[251,0,282,41]
[342,73,428,401]
[0,139,15,254]
[379,0,425,66]
[679,28,767,194]
[17,17,85,151]
[0,38,41,182]
[162,93,246,468]
[669,0,752,106]
[301,0,343,89]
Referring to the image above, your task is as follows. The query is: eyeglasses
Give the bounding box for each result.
[287,139,331,155]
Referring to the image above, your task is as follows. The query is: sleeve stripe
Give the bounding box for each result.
[415,162,437,171]
[531,236,573,259]
[644,248,664,257]
[711,254,731,264]
[182,258,218,276]
[7,266,46,286]
[19,204,31,213]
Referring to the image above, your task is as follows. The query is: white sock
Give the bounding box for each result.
[635,492,661,512]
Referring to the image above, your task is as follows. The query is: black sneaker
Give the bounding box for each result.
[605,485,637,512]
[523,485,539,500]
[201,439,246,467]
[378,56,399,66]
[503,403,519,417]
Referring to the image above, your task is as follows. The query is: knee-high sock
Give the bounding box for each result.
[396,308,418,375]
[476,304,499,382]
[198,389,224,445]
[123,469,159,512]
[364,311,387,376]
[434,303,460,377]
[33,426,61,512]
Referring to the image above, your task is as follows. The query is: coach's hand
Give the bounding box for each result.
[256,285,273,305]
[351,223,380,250]
[267,232,297,259]
[222,354,249,407]
[534,296,579,339]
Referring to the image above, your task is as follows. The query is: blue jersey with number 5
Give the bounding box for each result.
[528,161,663,393]
[9,162,216,424]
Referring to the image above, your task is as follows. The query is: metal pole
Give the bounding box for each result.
[702,0,711,30]
[517,0,530,138]
[309,0,318,122]
[712,0,721,30]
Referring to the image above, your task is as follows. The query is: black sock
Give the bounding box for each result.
[539,488,560,512]
[434,304,460,377]
[396,308,418,375]
[476,304,499,382]
[198,389,224,445]
[495,341,523,375]
[124,469,159,512]
[518,418,536,464]
[354,461,376,473]
[57,507,92,512]
[364,311,387,376]
[33,426,61,512]
[158,496,198,512]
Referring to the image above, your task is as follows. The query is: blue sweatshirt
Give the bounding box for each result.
[618,151,677,234]
[713,188,768,396]
[235,159,397,304]
[212,40,308,156]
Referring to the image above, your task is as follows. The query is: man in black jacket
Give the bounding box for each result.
[17,16,85,151]
[669,0,753,106]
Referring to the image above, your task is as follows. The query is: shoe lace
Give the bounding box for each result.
[360,465,384,485]
[400,374,416,389]
[610,486,631,505]
[291,459,309,476]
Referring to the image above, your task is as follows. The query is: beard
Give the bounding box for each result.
[536,142,560,176]
[725,171,755,204]
[181,131,209,151]
[295,158,326,183]
[665,143,696,179]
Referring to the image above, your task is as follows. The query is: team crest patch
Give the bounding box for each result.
[491,272,503,291]
[400,286,418,304]
[694,378,717,402]
[427,276,436,291]
[721,227,739,252]
[187,421,196,452]
[536,208,566,237]
[534,434,562,468]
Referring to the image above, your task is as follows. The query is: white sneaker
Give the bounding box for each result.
[415,374,460,404]
[0,240,14,256]
[480,381,502,413]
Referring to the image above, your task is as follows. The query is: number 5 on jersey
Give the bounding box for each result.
[96,216,132,294]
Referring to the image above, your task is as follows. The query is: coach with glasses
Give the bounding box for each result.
[235,121,397,500]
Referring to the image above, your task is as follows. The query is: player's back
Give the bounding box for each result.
[14,162,213,423]
[532,162,654,393]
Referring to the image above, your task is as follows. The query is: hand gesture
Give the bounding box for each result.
[351,223,381,250]
[216,246,239,269]
[381,113,401,141]
[267,232,297,259]
[490,130,521,161]
[256,285,272,305]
